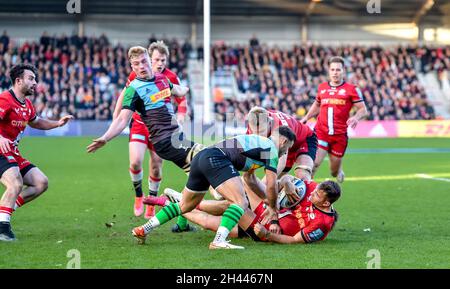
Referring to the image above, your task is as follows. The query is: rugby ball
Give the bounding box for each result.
[277,178,307,209]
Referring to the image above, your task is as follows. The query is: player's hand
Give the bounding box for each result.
[176,113,186,125]
[284,181,301,204]
[269,223,281,234]
[300,117,308,124]
[261,205,277,225]
[0,136,12,154]
[58,115,74,127]
[253,223,268,239]
[347,117,359,129]
[87,137,107,153]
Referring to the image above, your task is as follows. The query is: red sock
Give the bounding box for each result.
[15,196,25,209]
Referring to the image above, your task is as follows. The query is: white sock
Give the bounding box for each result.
[213,226,230,244]
[129,169,143,182]
[148,177,161,196]
[0,212,11,222]
[142,217,160,234]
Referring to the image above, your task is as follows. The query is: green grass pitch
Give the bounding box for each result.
[0,137,449,268]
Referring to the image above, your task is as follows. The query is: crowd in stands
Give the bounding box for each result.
[1,30,448,123]
[0,30,193,120]
[212,39,448,122]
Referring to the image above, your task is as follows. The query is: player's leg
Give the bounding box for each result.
[144,146,163,219]
[294,154,314,181]
[312,147,328,177]
[129,141,147,216]
[0,165,23,241]
[328,134,348,183]
[329,154,344,179]
[132,148,211,243]
[209,176,248,249]
[294,132,317,180]
[151,132,200,231]
[133,188,205,244]
[18,166,48,205]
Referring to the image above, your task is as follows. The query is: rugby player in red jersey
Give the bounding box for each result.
[0,64,73,241]
[113,42,193,232]
[145,174,340,245]
[247,106,317,181]
[301,56,367,183]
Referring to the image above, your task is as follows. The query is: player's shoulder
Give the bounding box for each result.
[318,82,330,89]
[162,68,176,78]
[0,89,12,99]
[128,71,136,82]
[162,68,180,84]
[305,180,318,191]
[25,97,34,107]
[342,82,359,91]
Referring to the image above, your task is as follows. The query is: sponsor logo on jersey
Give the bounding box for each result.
[320,89,326,94]
[11,120,28,127]
[150,88,171,103]
[338,89,346,95]
[308,228,324,241]
[322,98,346,105]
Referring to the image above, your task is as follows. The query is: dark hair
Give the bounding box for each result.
[328,56,345,67]
[277,125,296,143]
[9,64,38,85]
[318,180,341,204]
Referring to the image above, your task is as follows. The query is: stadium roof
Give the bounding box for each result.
[0,0,448,25]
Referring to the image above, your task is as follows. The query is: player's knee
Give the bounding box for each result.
[129,161,142,171]
[295,168,311,181]
[36,176,49,194]
[179,201,197,214]
[9,180,23,196]
[233,196,248,212]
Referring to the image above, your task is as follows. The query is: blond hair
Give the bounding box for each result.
[148,41,170,57]
[128,46,148,61]
[247,106,270,134]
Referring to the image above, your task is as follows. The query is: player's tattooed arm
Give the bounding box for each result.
[171,84,189,97]
[28,115,74,130]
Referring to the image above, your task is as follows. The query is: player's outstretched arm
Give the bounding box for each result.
[171,84,189,97]
[254,223,305,244]
[87,109,133,153]
[28,115,74,130]
[112,87,126,120]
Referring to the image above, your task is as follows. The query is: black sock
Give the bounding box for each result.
[133,181,143,197]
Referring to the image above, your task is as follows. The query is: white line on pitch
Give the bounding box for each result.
[415,174,450,183]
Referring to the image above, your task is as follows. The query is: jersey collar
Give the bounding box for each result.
[9,89,26,106]
[136,76,156,82]
[328,81,345,89]
[313,204,337,217]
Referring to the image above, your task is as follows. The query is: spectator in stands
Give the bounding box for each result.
[0,31,195,120]
[213,42,439,122]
